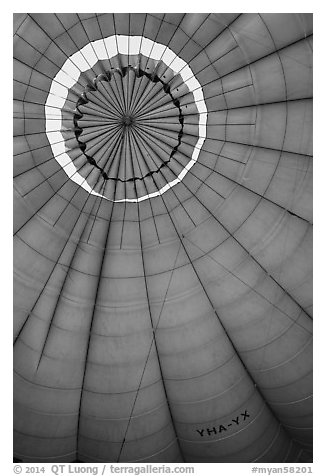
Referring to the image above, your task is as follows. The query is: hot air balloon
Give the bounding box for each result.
[13,13,313,463]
